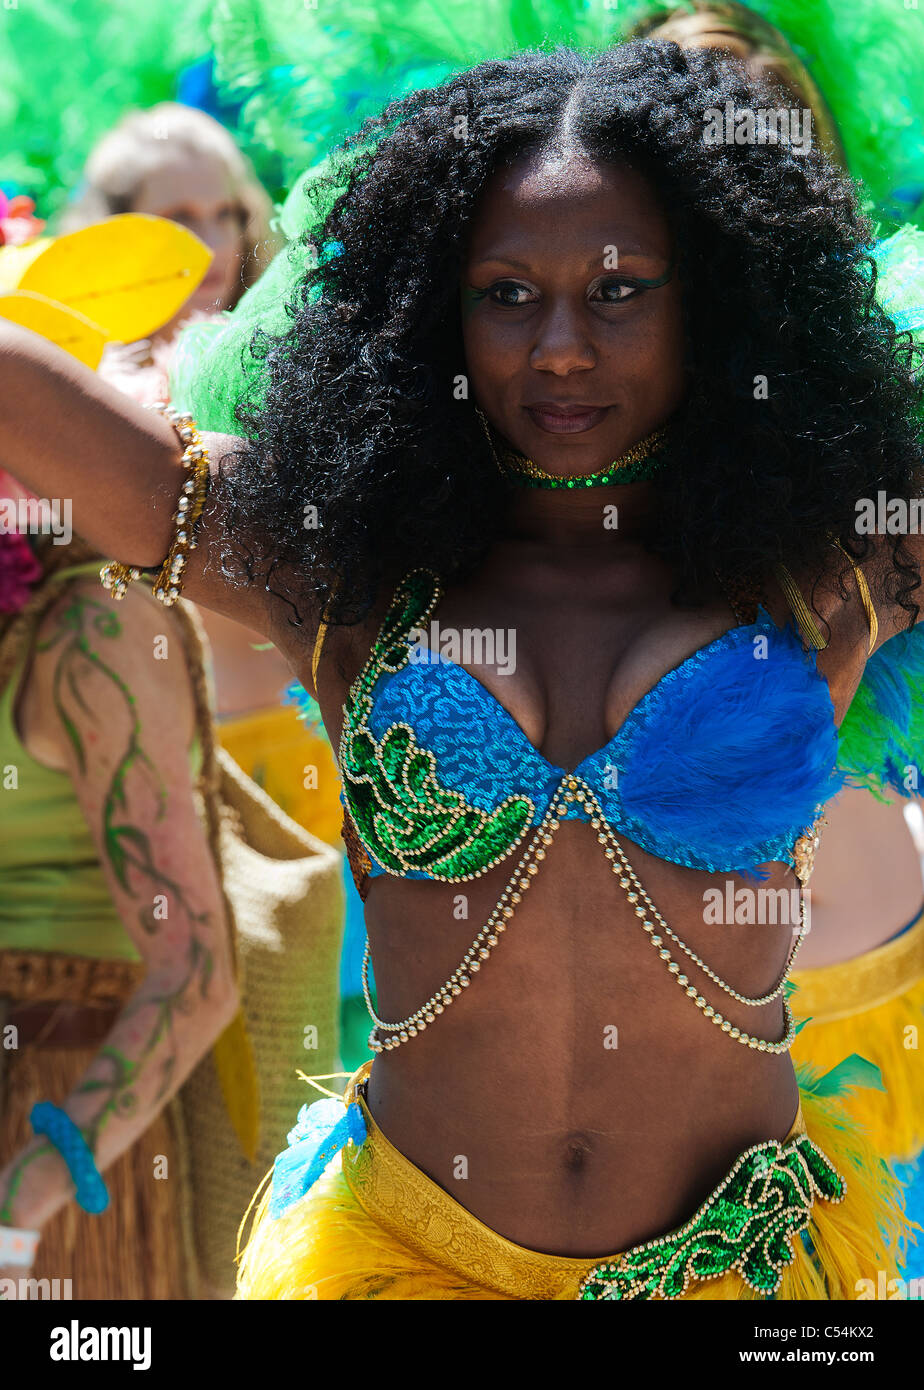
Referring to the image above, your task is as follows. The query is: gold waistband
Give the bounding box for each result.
[339,1062,806,1300]
[790,905,924,1024]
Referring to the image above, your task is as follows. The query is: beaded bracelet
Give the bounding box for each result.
[29,1104,109,1215]
[100,402,210,607]
[0,1224,41,1268]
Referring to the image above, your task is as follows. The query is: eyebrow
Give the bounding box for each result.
[468,249,664,272]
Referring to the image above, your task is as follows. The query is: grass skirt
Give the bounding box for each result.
[0,1020,195,1299]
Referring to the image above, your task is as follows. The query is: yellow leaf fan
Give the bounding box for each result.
[0,214,212,352]
[16,214,212,343]
[0,290,108,368]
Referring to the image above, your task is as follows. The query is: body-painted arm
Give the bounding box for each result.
[0,578,238,1242]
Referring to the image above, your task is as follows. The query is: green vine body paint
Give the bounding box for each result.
[31,592,218,1147]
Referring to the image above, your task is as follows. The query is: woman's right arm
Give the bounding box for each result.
[0,320,273,636]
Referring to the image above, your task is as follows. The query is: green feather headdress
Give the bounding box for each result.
[203,0,924,230]
[0,0,216,221]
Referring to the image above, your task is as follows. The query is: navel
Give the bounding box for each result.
[561,1131,595,1172]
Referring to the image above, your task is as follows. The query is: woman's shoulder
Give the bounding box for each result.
[762,532,923,721]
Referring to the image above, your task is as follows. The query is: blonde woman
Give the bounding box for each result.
[60,101,281,328]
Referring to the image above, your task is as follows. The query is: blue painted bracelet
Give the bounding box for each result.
[30,1104,109,1215]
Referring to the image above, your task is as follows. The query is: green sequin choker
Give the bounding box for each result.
[477,409,670,489]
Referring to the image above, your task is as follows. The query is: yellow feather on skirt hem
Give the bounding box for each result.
[791,970,924,1163]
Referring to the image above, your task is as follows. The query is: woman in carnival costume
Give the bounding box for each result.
[626,0,924,1289]
[0,0,345,855]
[61,101,352,1077]
[193,0,924,1239]
[3,38,924,1300]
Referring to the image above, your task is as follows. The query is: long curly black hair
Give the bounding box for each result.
[222,39,924,632]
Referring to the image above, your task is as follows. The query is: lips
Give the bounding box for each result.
[524,402,610,434]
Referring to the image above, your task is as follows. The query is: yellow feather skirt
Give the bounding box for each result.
[791,908,924,1162]
[235,1073,911,1301]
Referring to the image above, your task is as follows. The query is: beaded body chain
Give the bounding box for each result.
[345,571,826,1058]
[361,774,807,1055]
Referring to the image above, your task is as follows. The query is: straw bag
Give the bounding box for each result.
[170,602,345,1299]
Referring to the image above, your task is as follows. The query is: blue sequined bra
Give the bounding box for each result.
[337,568,844,898]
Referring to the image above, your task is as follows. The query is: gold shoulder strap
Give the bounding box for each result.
[829,538,878,656]
[311,616,329,691]
[773,541,878,657]
[311,579,343,691]
[772,563,829,651]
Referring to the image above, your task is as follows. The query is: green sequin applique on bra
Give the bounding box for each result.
[339,569,536,881]
[577,1134,846,1300]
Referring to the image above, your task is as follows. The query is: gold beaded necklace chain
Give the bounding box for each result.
[364,772,806,1056]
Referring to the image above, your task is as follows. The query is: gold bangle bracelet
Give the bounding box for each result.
[100,402,210,607]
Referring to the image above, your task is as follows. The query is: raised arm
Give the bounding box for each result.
[0,579,238,1264]
[0,319,272,637]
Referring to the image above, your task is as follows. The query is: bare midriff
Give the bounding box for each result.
[360,835,801,1257]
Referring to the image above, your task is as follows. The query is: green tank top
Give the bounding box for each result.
[0,560,202,960]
